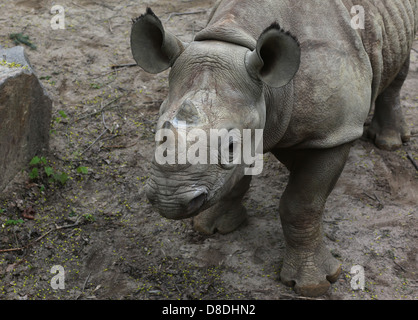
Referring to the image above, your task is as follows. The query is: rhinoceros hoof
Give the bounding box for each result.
[367,121,411,151]
[193,204,248,235]
[280,246,341,297]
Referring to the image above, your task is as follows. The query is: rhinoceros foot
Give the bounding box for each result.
[367,122,411,151]
[193,176,251,235]
[367,55,411,151]
[366,89,411,151]
[280,244,342,297]
[193,202,248,235]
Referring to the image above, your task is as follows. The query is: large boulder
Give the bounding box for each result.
[0,46,52,191]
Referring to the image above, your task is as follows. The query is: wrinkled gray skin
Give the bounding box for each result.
[131,0,417,297]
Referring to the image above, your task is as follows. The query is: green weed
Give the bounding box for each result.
[28,156,70,186]
[9,33,37,50]
[4,219,24,226]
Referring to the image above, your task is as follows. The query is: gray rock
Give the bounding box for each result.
[0,46,32,71]
[0,46,52,191]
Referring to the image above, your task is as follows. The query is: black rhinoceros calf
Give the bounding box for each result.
[130,0,417,296]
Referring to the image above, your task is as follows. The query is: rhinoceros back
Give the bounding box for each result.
[353,0,417,99]
[196,0,417,149]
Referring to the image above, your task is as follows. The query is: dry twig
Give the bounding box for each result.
[80,128,109,155]
[74,96,122,123]
[278,292,324,301]
[406,153,418,171]
[111,63,137,70]
[363,192,384,210]
[0,221,83,253]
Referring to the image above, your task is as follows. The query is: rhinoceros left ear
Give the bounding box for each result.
[131,8,186,74]
[246,23,301,88]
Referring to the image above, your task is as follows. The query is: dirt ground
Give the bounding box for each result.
[0,0,417,301]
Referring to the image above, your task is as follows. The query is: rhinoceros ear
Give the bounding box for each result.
[131,8,186,74]
[246,23,301,88]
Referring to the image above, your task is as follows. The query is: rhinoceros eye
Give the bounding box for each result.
[228,138,236,162]
[219,129,241,169]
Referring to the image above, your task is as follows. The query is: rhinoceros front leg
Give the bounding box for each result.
[367,54,411,150]
[193,175,251,235]
[273,143,351,297]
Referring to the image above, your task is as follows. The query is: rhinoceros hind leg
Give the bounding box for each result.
[193,176,251,235]
[273,144,351,297]
[367,55,411,151]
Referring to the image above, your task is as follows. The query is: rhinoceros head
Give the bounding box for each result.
[131,8,300,219]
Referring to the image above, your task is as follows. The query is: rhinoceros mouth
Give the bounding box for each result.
[147,184,209,220]
[161,192,207,220]
[186,192,207,216]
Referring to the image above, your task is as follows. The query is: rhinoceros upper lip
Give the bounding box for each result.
[186,192,207,216]
[148,187,208,220]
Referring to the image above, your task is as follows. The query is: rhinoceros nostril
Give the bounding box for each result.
[187,193,206,215]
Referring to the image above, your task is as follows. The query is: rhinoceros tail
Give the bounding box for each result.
[263,22,300,48]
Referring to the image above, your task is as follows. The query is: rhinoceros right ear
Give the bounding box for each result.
[131,8,186,74]
[246,22,301,88]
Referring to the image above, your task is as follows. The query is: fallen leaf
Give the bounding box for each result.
[6,264,16,272]
[22,206,36,220]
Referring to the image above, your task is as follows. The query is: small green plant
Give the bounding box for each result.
[83,214,95,222]
[54,110,68,123]
[40,76,57,86]
[30,156,47,166]
[90,83,103,89]
[29,156,46,180]
[9,33,37,50]
[28,156,69,186]
[76,166,88,174]
[52,172,69,185]
[29,167,39,180]
[44,166,54,177]
[4,219,24,226]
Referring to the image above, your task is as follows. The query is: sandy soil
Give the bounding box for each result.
[0,0,417,300]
